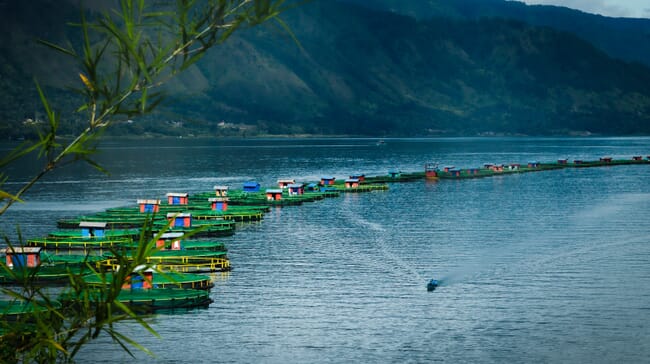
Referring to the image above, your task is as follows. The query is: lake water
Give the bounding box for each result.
[1,137,650,363]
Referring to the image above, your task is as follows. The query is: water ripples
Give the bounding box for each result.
[3,138,650,363]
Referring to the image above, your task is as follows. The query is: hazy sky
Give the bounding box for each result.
[519,0,650,18]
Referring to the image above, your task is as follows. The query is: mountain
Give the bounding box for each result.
[342,0,650,67]
[1,0,650,137]
[161,1,650,136]
[0,1,86,138]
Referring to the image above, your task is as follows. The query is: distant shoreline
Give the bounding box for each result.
[6,131,650,143]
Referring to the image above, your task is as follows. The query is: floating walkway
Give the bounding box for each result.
[27,237,136,250]
[102,250,231,273]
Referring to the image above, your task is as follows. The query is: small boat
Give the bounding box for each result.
[427,279,439,291]
[376,139,386,146]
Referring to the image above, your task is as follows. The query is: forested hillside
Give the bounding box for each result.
[1,0,650,138]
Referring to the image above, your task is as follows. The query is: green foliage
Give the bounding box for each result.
[141,0,650,137]
[0,220,165,362]
[3,0,650,139]
[2,0,293,213]
[0,0,292,361]
[342,0,650,67]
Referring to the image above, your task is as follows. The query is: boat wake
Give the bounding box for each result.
[340,202,424,284]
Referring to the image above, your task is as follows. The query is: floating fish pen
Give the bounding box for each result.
[205,188,337,206]
[56,209,168,228]
[56,215,157,229]
[0,264,95,284]
[426,162,555,180]
[283,193,326,203]
[426,157,649,181]
[225,191,304,207]
[567,157,648,168]
[330,183,389,193]
[105,205,203,215]
[60,288,213,312]
[364,171,423,184]
[154,225,235,238]
[156,213,237,229]
[178,240,228,252]
[0,247,98,284]
[41,253,108,266]
[312,188,341,198]
[47,225,141,240]
[0,299,58,320]
[83,271,214,290]
[187,206,267,222]
[99,198,269,222]
[152,213,236,238]
[154,233,227,252]
[119,288,213,311]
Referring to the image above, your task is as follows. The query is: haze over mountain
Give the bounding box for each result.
[1,0,650,138]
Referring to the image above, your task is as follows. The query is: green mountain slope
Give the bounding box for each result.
[1,0,650,137]
[163,1,650,135]
[342,0,650,67]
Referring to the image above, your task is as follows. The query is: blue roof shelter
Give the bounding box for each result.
[243,181,261,192]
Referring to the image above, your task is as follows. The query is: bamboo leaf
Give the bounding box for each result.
[36,39,77,57]
[79,73,95,91]
[34,80,54,125]
[81,156,110,175]
[111,329,158,357]
[0,190,22,203]
[0,140,41,168]
[140,87,147,113]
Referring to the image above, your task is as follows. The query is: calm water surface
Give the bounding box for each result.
[1,137,650,363]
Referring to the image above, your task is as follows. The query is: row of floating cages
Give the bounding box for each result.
[127,154,650,214]
[137,197,229,212]
[50,212,223,241]
[136,171,400,208]
[426,154,649,177]
[564,155,649,164]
